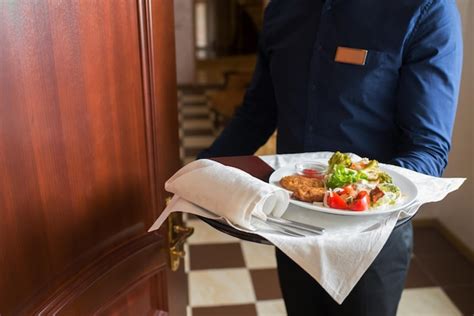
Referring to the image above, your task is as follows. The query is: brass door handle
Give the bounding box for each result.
[168,212,194,272]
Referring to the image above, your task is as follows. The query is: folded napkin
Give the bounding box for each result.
[149,152,465,304]
[162,159,289,229]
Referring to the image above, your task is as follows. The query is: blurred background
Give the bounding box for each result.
[174,0,274,167]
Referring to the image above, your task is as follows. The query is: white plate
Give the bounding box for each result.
[269,165,418,216]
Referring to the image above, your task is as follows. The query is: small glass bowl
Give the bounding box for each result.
[295,162,327,179]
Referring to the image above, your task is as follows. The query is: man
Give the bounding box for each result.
[198,0,463,315]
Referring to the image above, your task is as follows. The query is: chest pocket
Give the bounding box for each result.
[320,47,397,107]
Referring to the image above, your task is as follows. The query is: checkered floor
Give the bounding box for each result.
[177,88,474,316]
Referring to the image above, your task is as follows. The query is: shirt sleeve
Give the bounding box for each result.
[197,41,278,159]
[388,0,463,177]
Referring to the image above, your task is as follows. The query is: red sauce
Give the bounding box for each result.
[302,168,324,179]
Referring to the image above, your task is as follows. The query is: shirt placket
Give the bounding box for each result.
[304,0,333,150]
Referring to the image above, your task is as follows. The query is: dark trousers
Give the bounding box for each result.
[276,222,413,316]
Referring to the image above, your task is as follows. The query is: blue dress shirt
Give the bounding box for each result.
[198,0,463,177]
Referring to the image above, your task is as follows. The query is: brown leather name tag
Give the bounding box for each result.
[335,47,368,66]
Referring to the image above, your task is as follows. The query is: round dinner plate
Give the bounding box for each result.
[269,165,418,216]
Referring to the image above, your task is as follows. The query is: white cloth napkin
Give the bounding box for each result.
[154,159,289,230]
[148,152,465,304]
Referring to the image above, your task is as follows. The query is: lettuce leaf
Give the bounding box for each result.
[326,164,368,189]
[327,152,352,174]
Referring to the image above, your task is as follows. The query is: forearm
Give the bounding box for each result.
[388,147,448,177]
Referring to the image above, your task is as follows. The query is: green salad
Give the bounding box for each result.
[324,152,401,211]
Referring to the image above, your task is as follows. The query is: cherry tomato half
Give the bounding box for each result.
[327,191,348,209]
[349,191,369,211]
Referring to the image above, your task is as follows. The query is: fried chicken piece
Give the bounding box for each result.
[279,175,325,203]
[292,185,326,203]
[279,175,324,191]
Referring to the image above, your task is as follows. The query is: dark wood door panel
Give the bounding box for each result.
[139,0,181,216]
[96,278,167,316]
[18,234,167,315]
[0,0,180,314]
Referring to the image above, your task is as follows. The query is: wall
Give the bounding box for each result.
[435,0,474,251]
[174,0,195,84]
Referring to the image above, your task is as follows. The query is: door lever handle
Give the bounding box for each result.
[168,212,194,272]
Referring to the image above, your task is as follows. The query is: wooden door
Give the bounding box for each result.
[0,0,187,315]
